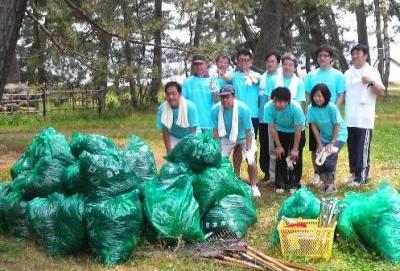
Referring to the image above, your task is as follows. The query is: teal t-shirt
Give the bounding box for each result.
[307,102,348,144]
[182,76,213,129]
[156,100,199,139]
[211,100,253,141]
[231,71,260,118]
[263,101,306,133]
[260,71,279,123]
[282,76,306,102]
[304,68,346,103]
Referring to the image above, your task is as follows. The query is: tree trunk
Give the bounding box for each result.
[94,31,112,111]
[6,50,20,83]
[304,2,326,66]
[214,10,222,43]
[122,0,137,107]
[0,0,28,98]
[32,0,47,84]
[374,0,384,78]
[320,6,349,72]
[149,0,162,104]
[253,0,283,68]
[193,1,204,48]
[381,0,390,93]
[356,0,370,64]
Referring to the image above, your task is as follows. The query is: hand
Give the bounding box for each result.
[317,144,323,153]
[245,149,256,165]
[217,69,225,77]
[361,76,373,85]
[290,149,299,161]
[275,146,285,159]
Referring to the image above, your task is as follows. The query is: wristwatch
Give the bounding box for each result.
[367,81,375,87]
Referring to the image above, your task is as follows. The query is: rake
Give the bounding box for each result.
[174,230,319,271]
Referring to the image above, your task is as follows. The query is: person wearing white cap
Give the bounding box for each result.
[156,81,199,154]
[211,84,261,197]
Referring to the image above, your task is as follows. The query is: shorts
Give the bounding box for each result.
[221,138,257,163]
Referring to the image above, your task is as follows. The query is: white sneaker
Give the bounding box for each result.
[275,188,285,194]
[310,173,320,186]
[251,185,261,197]
[289,188,297,194]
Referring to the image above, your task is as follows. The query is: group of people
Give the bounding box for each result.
[156,44,385,198]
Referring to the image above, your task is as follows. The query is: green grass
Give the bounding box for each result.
[0,88,400,270]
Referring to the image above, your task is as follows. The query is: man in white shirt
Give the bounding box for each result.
[344,44,385,186]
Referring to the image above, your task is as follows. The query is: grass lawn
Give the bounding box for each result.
[0,86,399,271]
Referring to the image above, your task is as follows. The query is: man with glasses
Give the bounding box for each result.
[211,84,261,197]
[304,45,346,186]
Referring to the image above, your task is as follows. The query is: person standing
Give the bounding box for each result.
[307,83,348,193]
[304,45,346,186]
[157,81,199,153]
[212,85,261,197]
[182,54,214,131]
[264,87,306,194]
[344,44,384,186]
[259,52,281,183]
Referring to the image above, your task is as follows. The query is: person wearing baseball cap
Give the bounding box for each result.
[211,84,261,197]
[182,54,215,131]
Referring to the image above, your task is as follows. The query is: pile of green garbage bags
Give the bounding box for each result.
[0,129,257,266]
[272,184,400,264]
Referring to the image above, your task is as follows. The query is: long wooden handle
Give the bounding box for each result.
[276,259,320,271]
[245,251,284,271]
[246,246,294,271]
[220,255,265,270]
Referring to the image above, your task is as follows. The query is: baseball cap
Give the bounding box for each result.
[219,84,235,96]
[192,54,207,63]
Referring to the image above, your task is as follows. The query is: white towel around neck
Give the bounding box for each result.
[218,100,239,143]
[161,97,190,129]
[276,74,300,99]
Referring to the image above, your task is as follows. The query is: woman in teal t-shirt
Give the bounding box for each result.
[307,83,348,193]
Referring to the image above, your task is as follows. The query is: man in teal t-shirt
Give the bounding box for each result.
[304,45,346,186]
[182,54,214,130]
[264,87,306,194]
[259,51,281,183]
[212,84,260,197]
[157,81,199,153]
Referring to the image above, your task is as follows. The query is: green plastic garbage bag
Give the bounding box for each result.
[2,191,29,238]
[144,162,204,241]
[122,135,158,196]
[0,183,11,233]
[61,163,82,194]
[70,133,117,158]
[271,186,320,244]
[79,151,139,200]
[193,158,245,216]
[27,193,64,253]
[165,133,221,172]
[11,127,75,179]
[337,183,400,263]
[86,190,143,266]
[202,194,257,237]
[54,193,87,255]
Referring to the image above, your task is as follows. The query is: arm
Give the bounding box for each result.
[290,126,302,160]
[212,128,219,139]
[330,124,340,144]
[362,76,385,97]
[269,123,284,159]
[311,123,323,151]
[162,130,172,154]
[336,93,344,106]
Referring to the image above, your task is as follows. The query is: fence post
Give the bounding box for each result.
[42,84,47,118]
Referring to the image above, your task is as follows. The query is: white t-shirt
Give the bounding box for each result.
[344,64,384,129]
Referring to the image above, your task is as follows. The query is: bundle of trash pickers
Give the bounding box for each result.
[0,128,257,266]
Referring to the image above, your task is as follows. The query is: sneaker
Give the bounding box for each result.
[275,188,285,194]
[289,188,297,194]
[310,173,320,186]
[347,181,361,187]
[325,184,338,194]
[251,185,261,197]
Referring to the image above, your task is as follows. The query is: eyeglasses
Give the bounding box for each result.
[238,58,251,62]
